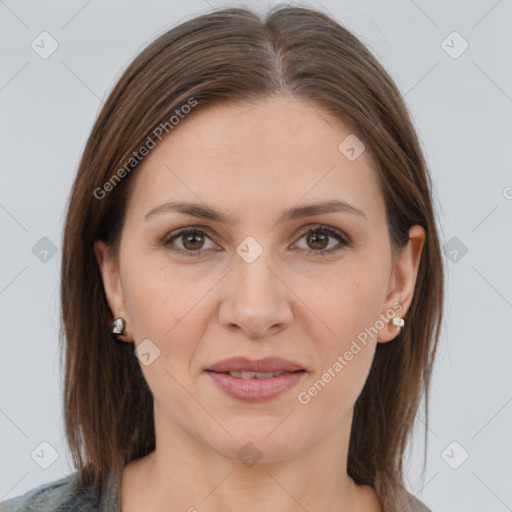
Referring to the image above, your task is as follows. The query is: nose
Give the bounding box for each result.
[218,248,293,339]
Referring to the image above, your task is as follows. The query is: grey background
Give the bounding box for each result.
[1,1,511,511]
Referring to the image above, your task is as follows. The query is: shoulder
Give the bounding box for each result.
[0,472,107,512]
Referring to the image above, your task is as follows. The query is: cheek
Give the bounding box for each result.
[121,252,217,366]
[121,245,185,328]
[302,266,387,406]
[309,265,386,346]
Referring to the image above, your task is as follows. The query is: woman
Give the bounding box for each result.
[0,4,443,512]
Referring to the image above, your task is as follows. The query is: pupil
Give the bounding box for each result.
[309,232,328,250]
[184,233,203,250]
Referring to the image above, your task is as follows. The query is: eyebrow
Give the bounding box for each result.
[144,199,368,224]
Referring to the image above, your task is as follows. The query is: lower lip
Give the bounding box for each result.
[205,370,306,402]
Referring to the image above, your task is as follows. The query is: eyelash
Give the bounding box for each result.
[161,224,349,257]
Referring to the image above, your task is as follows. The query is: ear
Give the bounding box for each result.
[93,240,131,342]
[377,224,425,343]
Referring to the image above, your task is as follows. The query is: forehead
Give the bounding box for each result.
[125,96,384,224]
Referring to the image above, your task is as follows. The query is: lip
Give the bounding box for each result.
[206,356,306,373]
[205,356,307,402]
[206,370,307,402]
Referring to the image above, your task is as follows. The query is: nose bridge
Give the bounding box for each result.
[219,238,292,336]
[233,240,281,309]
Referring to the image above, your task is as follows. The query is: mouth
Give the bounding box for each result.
[207,369,306,379]
[205,368,307,402]
[205,356,306,374]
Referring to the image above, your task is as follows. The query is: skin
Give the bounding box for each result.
[94,95,424,512]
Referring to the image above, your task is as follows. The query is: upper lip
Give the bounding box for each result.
[206,357,306,373]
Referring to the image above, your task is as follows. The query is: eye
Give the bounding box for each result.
[161,227,215,256]
[162,224,349,257]
[293,225,349,255]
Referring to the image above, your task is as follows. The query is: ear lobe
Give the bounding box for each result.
[377,224,425,343]
[93,240,126,323]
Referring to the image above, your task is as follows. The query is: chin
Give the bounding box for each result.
[202,422,307,465]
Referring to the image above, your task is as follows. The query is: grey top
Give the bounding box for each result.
[0,470,119,512]
[0,471,432,511]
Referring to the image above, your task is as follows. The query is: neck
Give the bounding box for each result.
[120,406,381,512]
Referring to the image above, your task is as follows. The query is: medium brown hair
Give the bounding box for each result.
[60,4,444,511]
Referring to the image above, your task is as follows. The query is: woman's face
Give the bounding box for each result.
[95,96,424,464]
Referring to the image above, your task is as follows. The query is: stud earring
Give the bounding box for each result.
[110,317,127,342]
[389,316,405,332]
